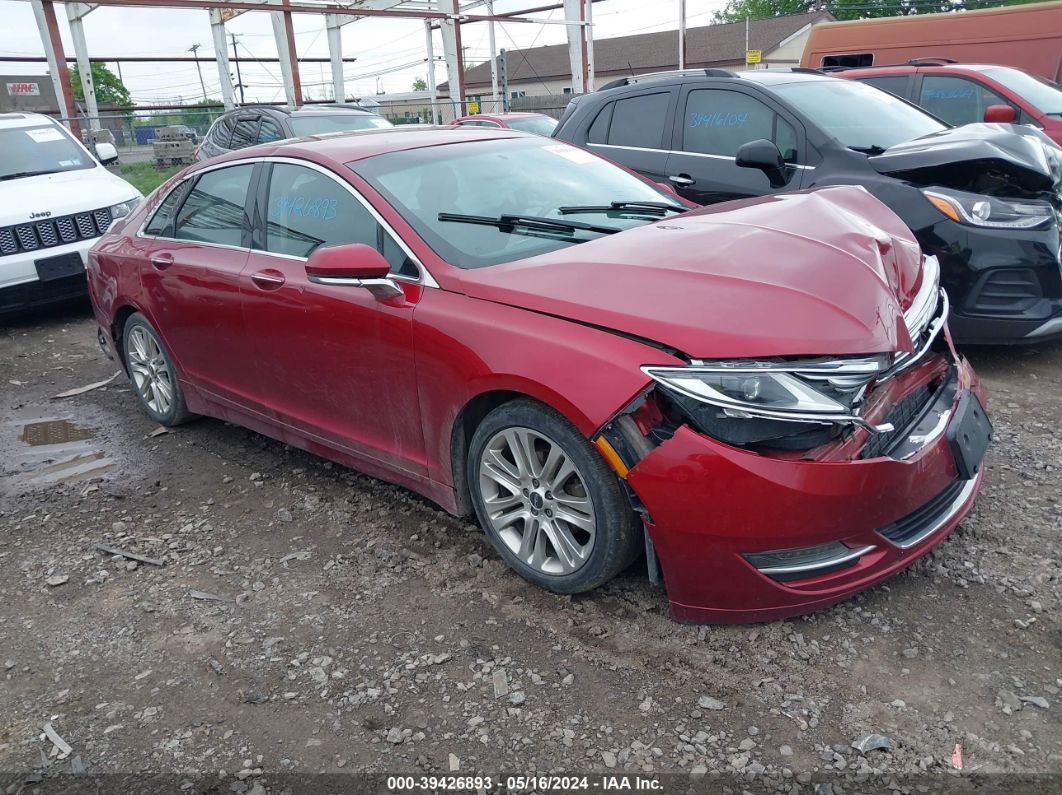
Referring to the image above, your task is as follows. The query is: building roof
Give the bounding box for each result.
[442,12,834,91]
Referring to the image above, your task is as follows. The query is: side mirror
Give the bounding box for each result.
[95,142,118,165]
[984,104,1017,124]
[735,139,788,188]
[305,243,402,299]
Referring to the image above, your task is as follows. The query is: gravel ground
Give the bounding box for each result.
[1,302,1059,794]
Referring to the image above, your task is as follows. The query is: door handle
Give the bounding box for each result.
[251,269,286,290]
[149,253,174,270]
[668,174,695,187]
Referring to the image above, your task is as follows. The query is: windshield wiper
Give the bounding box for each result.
[0,169,63,181]
[557,200,687,216]
[438,212,621,236]
[850,145,887,156]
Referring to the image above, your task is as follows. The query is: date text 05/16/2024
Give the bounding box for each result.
[386,775,664,791]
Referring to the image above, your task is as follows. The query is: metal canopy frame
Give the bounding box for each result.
[16,0,599,135]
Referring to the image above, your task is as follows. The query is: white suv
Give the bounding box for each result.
[1,112,142,314]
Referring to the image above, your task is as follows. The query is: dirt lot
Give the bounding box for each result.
[1,301,1059,794]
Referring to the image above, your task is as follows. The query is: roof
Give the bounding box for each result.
[442,12,833,90]
[0,111,55,128]
[192,126,527,169]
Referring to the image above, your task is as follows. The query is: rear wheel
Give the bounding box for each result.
[467,400,642,594]
[122,312,193,426]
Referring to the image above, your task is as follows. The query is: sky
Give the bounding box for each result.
[0,0,728,105]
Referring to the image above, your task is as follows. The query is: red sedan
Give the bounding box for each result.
[448,112,558,136]
[87,128,991,623]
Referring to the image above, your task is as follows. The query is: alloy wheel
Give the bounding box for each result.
[126,325,175,416]
[477,427,597,575]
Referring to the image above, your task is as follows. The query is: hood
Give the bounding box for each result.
[0,167,140,227]
[457,186,924,360]
[869,123,1062,195]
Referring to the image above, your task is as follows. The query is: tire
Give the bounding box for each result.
[467,399,642,594]
[121,312,194,426]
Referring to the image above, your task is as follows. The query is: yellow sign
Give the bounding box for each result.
[467,100,480,114]
[746,49,762,65]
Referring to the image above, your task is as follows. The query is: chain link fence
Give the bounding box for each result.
[48,94,577,166]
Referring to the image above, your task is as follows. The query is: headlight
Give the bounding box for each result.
[922,187,1053,230]
[643,357,895,449]
[109,197,142,222]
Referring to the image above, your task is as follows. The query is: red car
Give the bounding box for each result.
[86,128,991,623]
[835,62,1062,146]
[448,112,558,136]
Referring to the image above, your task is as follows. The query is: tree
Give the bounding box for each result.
[68,62,132,107]
[412,77,428,91]
[713,0,1037,24]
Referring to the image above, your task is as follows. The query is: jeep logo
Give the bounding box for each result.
[30,211,52,219]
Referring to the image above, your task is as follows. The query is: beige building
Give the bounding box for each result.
[440,12,835,108]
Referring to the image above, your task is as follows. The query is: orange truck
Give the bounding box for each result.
[800,2,1062,82]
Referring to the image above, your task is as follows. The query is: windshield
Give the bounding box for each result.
[506,115,558,136]
[979,67,1062,115]
[774,79,947,151]
[353,137,676,268]
[0,124,93,180]
[288,113,393,136]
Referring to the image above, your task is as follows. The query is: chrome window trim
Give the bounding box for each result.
[588,142,814,170]
[136,155,438,288]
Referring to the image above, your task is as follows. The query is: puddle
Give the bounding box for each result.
[2,410,115,492]
[20,419,95,446]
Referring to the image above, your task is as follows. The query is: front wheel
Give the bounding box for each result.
[467,400,642,594]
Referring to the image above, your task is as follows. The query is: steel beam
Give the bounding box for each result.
[269,0,300,106]
[209,9,237,109]
[29,1,73,129]
[584,0,594,91]
[325,13,345,102]
[66,2,99,132]
[424,18,437,121]
[8,0,568,24]
[486,0,498,108]
[439,0,464,120]
[562,0,585,94]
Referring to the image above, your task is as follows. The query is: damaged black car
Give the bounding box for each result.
[554,69,1062,344]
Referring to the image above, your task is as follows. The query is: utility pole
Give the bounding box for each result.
[231,33,245,104]
[188,43,207,101]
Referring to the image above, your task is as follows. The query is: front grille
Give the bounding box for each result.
[0,207,113,258]
[860,385,933,459]
[879,479,968,548]
[970,269,1042,314]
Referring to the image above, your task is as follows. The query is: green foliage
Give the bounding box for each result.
[115,162,181,195]
[68,63,132,107]
[713,0,1038,23]
[412,77,428,91]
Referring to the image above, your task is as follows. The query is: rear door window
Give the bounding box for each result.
[173,164,254,247]
[229,117,260,150]
[858,75,911,98]
[208,115,235,148]
[606,93,670,149]
[682,89,797,161]
[258,117,284,143]
[144,179,194,237]
[918,75,1011,126]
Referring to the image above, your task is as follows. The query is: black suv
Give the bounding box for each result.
[197,104,392,161]
[554,69,1062,344]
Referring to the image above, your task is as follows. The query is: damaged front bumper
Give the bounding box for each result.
[597,338,990,624]
[925,216,1062,344]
